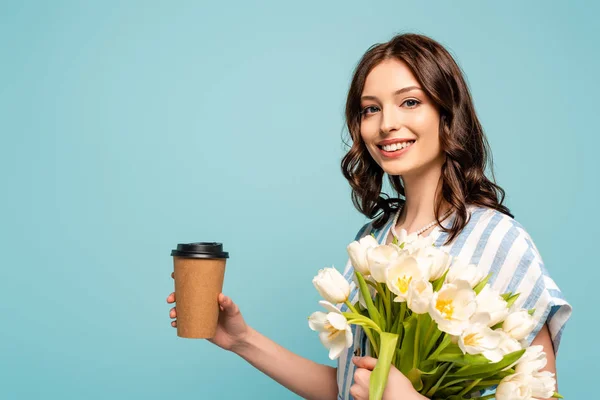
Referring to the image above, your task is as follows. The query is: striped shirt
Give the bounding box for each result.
[336,205,572,399]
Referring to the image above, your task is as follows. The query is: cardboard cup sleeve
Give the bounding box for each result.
[173,256,226,339]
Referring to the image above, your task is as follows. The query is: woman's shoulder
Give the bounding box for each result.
[459,204,537,248]
[440,204,543,276]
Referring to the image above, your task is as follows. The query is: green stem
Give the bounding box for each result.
[344,300,359,314]
[365,279,378,289]
[457,378,481,397]
[376,283,392,329]
[422,318,436,348]
[477,379,502,387]
[412,314,421,369]
[399,301,406,322]
[362,326,380,358]
[478,395,496,400]
[345,316,383,334]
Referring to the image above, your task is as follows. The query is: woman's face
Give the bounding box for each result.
[359,58,444,178]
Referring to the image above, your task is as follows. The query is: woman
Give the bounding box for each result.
[166,33,571,399]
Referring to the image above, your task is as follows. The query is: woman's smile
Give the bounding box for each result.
[377,139,416,158]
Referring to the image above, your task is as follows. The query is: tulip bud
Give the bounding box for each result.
[312,267,350,304]
[502,309,536,341]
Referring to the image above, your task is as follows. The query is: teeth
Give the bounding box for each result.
[382,141,414,152]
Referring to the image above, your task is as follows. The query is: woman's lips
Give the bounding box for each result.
[377,141,415,158]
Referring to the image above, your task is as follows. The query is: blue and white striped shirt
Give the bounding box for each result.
[336,205,572,399]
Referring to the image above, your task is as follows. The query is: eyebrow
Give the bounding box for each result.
[360,86,423,101]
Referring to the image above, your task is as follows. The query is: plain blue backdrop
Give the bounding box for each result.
[1,1,595,398]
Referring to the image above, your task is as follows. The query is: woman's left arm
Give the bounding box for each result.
[531,322,558,400]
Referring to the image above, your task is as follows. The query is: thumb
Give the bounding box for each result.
[219,294,239,315]
[352,356,378,370]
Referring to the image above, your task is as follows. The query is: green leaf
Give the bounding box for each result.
[505,292,521,308]
[429,343,489,366]
[417,313,432,363]
[432,269,450,292]
[424,362,453,397]
[423,323,444,359]
[420,361,448,395]
[406,368,423,392]
[473,272,492,294]
[490,321,503,330]
[398,316,417,375]
[528,308,536,316]
[417,360,440,375]
[446,349,526,378]
[500,292,512,300]
[354,271,383,330]
[426,333,452,361]
[369,332,399,400]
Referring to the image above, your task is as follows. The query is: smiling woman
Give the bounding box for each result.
[335,33,571,400]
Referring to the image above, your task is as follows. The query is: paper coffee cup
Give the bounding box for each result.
[171,242,229,339]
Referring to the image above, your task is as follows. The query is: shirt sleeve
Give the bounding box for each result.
[496,231,572,354]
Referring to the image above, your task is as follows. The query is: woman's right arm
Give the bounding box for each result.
[234,325,339,400]
[166,273,338,400]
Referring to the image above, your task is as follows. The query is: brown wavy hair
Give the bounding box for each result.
[341,33,513,244]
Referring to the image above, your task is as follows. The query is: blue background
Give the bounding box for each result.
[1,1,595,398]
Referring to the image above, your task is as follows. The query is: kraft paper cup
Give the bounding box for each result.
[171,242,229,339]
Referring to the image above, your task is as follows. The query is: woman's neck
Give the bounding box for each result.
[397,166,448,234]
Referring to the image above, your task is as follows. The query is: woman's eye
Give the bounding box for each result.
[403,99,420,108]
[361,106,379,115]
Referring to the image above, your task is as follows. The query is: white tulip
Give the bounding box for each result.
[429,280,477,336]
[386,256,427,302]
[503,309,536,341]
[394,228,419,248]
[531,370,556,398]
[515,345,547,375]
[403,234,436,254]
[412,246,451,281]
[406,278,434,314]
[472,285,509,327]
[495,373,533,400]
[347,235,379,276]
[498,329,522,354]
[308,300,353,360]
[497,330,525,372]
[458,323,505,362]
[445,258,486,288]
[312,267,350,304]
[366,244,400,283]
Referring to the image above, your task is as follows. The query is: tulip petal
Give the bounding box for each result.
[345,327,353,348]
[327,312,348,330]
[328,337,346,360]
[308,312,328,332]
[319,300,340,314]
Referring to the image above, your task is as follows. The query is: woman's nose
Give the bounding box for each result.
[379,105,402,134]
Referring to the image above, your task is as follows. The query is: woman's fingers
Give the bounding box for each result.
[166,292,175,303]
[218,294,239,315]
[169,272,176,328]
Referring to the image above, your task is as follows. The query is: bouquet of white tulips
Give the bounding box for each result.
[308,231,563,400]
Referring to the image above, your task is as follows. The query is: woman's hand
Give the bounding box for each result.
[166,272,250,352]
[350,356,428,400]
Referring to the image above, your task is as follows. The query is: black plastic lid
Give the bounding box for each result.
[171,242,229,259]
